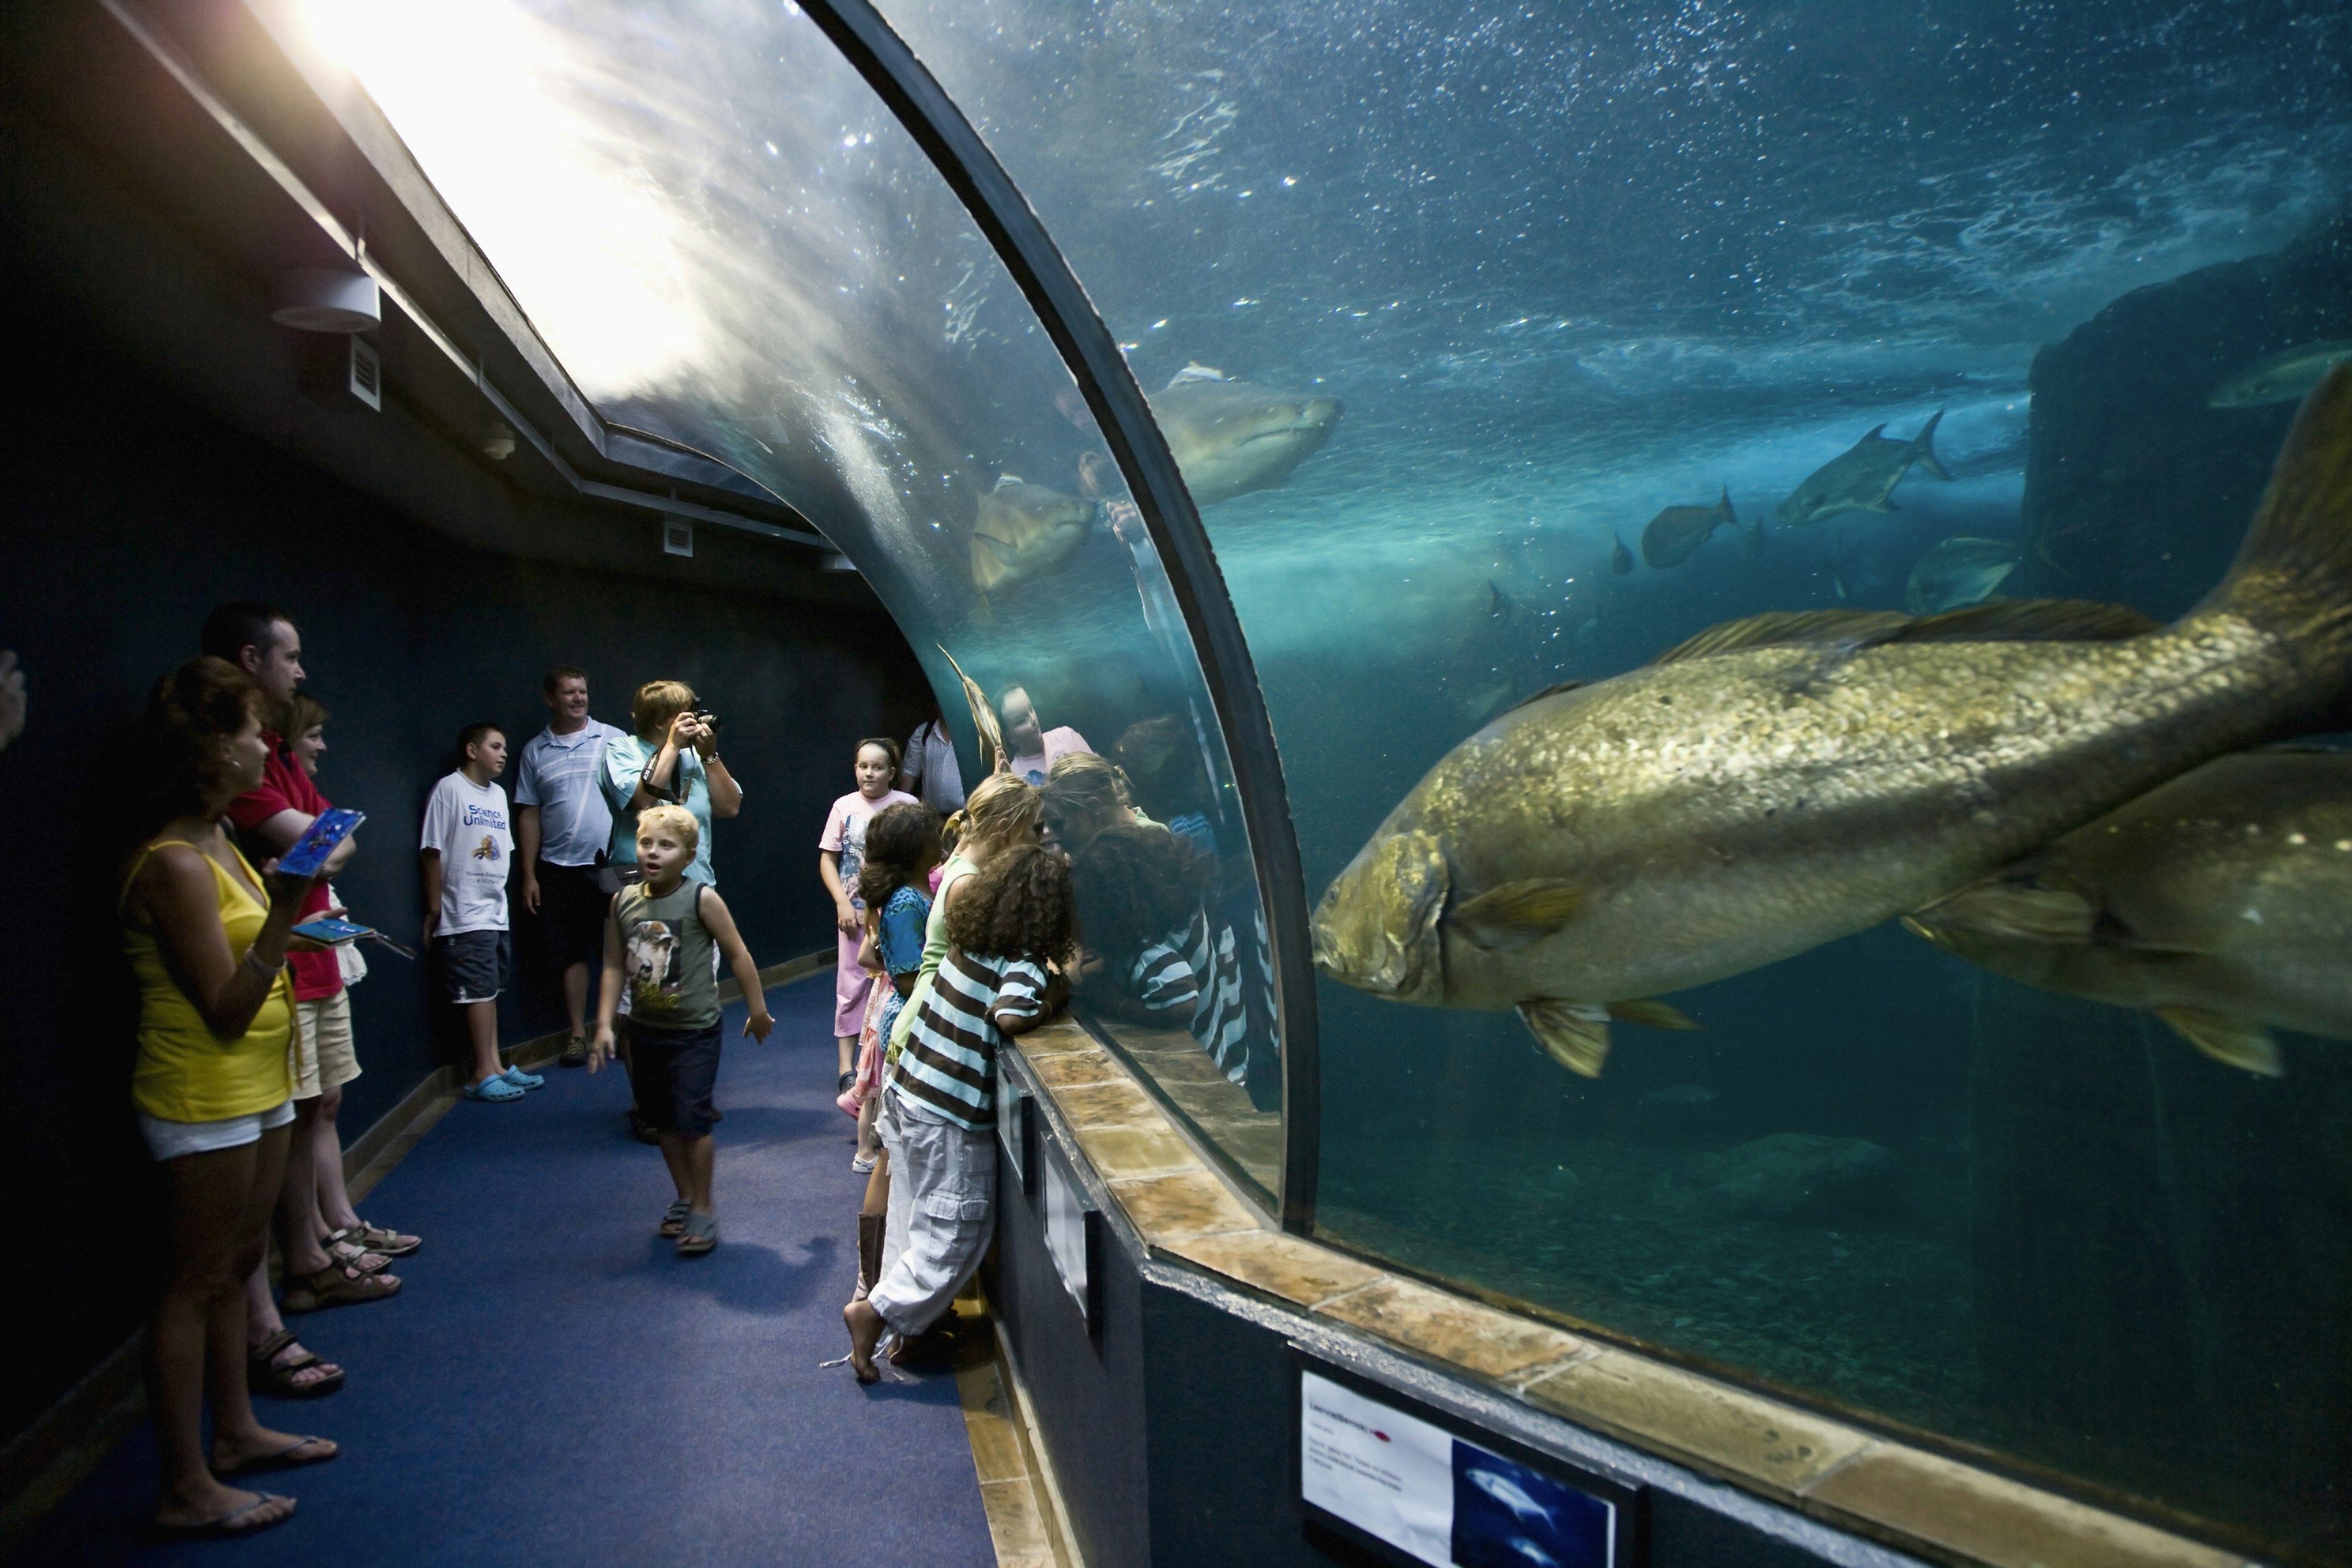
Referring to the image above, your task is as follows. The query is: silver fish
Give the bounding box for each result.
[1147,367,1343,507]
[2209,339,2352,410]
[1904,535,2021,614]
[1640,487,1738,569]
[1776,411,1950,526]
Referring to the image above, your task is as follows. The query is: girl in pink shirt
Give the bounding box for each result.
[820,738,917,1093]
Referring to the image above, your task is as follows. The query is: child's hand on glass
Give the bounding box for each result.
[587,1024,617,1072]
[743,1009,774,1043]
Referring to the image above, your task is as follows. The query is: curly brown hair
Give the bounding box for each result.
[141,657,266,825]
[856,801,942,908]
[1068,823,1207,968]
[945,843,1076,962]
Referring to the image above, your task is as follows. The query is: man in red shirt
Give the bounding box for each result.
[200,605,402,1393]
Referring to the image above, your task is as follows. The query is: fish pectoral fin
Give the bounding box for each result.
[1452,880,1585,950]
[973,532,1019,562]
[1518,1000,1612,1078]
[1896,598,2160,644]
[1913,882,2097,944]
[2157,1007,2283,1077]
[1607,998,1701,1031]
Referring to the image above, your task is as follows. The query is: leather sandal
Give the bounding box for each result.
[247,1328,344,1399]
[329,1221,419,1259]
[281,1261,401,1313]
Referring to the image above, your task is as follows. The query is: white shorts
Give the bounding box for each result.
[138,1099,296,1162]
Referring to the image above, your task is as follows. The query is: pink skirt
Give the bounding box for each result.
[834,925,875,1036]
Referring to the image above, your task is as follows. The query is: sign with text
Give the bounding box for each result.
[1299,1368,1624,1568]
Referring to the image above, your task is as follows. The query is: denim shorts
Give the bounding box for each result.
[625,1021,723,1138]
[435,930,510,1005]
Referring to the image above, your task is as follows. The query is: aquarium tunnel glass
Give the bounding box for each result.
[304,0,2346,1556]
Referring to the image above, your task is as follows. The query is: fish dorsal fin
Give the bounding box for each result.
[1648,610,1913,666]
[1518,1000,1612,1077]
[2157,1006,2283,1077]
[992,473,1025,491]
[1863,423,1888,440]
[1493,679,1588,718]
[1167,363,1227,389]
[1891,598,2158,644]
[1451,878,1583,950]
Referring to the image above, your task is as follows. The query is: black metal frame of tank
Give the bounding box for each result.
[794,0,1323,1232]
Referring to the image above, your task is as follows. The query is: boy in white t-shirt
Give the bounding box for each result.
[421,723,532,1102]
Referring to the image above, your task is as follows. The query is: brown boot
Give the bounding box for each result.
[855,1212,886,1301]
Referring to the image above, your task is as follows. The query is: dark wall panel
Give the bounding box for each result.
[0,326,930,1441]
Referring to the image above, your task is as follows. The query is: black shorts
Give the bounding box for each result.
[435,930,510,1005]
[537,861,611,970]
[625,1021,723,1138]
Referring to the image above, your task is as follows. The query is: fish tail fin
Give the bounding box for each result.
[2192,366,2352,677]
[1912,410,1951,481]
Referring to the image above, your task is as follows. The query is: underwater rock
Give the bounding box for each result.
[2021,212,2352,617]
[1690,1134,1910,1227]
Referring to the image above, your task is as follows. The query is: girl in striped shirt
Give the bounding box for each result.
[843,844,1072,1382]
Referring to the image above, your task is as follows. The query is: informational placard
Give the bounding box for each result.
[997,1080,1033,1194]
[1041,1134,1100,1333]
[1300,1369,1623,1568]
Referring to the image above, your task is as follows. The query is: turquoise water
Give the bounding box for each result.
[337,0,2350,1555]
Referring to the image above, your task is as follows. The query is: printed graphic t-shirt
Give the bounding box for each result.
[226,736,342,1001]
[613,880,719,1031]
[513,720,625,867]
[420,771,512,934]
[1003,726,1093,787]
[820,789,918,908]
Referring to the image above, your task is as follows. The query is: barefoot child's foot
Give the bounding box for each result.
[842,1298,885,1384]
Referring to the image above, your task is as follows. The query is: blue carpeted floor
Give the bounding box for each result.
[26,974,996,1567]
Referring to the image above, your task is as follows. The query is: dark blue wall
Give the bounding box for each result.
[0,326,930,1441]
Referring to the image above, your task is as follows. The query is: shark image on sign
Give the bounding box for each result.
[1774,410,1950,526]
[1147,364,1344,507]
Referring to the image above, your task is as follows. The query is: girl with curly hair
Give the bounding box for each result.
[842,843,1073,1381]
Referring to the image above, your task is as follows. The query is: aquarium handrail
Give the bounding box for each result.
[793,0,1319,1231]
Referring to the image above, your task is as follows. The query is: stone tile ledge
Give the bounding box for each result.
[1006,1022,2252,1568]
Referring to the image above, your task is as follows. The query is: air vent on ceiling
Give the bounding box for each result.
[346,336,382,411]
[663,519,695,557]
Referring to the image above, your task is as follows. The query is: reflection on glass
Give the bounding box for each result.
[293,0,1285,1202]
[880,0,2349,1551]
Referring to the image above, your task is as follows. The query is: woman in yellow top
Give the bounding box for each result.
[119,658,336,1536]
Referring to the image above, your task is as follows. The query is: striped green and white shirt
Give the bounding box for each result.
[888,946,1050,1131]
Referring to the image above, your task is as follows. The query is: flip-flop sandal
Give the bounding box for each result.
[282,1262,401,1313]
[331,1221,420,1258]
[215,1435,337,1477]
[247,1328,344,1400]
[155,1491,294,1536]
[659,1200,690,1238]
[676,1212,718,1256]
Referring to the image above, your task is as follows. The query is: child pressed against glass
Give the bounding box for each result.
[590,805,773,1256]
[848,802,943,1168]
[843,843,1074,1382]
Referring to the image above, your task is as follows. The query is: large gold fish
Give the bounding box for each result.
[1907,748,2352,1076]
[970,475,1095,595]
[1313,369,2352,1078]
